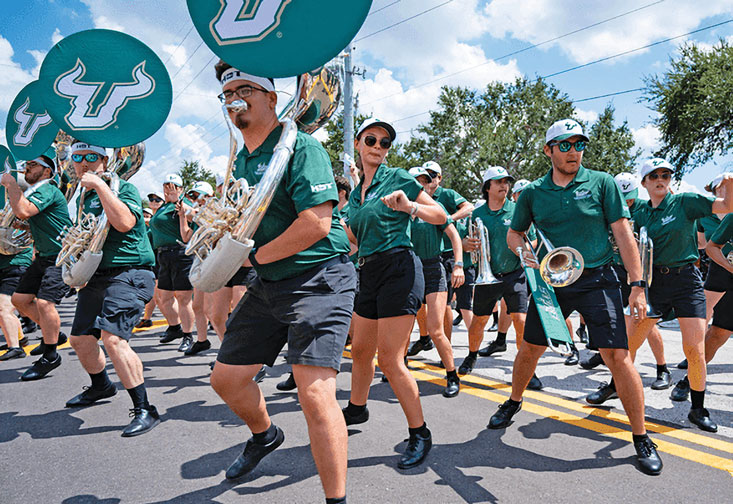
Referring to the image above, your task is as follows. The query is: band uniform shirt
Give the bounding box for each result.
[511,165,629,269]
[0,247,33,270]
[698,214,722,243]
[612,198,646,266]
[454,218,475,268]
[348,164,423,258]
[340,201,358,266]
[149,197,194,249]
[710,213,733,256]
[78,179,155,269]
[411,201,451,260]
[474,198,536,275]
[26,182,73,258]
[234,124,350,282]
[434,186,467,252]
[633,192,715,268]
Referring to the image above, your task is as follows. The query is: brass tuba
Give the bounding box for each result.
[469,218,502,288]
[185,65,342,292]
[0,160,34,255]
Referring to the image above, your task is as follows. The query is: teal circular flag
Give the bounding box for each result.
[187,0,372,78]
[39,29,172,148]
[5,80,60,161]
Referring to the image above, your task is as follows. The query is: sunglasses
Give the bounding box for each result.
[217,85,270,103]
[647,171,672,181]
[149,196,163,203]
[549,140,586,153]
[364,135,391,149]
[71,153,100,163]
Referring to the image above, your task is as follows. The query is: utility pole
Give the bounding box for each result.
[342,47,366,187]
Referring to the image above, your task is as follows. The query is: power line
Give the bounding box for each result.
[368,0,401,17]
[173,55,217,102]
[162,25,194,65]
[354,0,455,42]
[169,40,205,81]
[573,88,644,103]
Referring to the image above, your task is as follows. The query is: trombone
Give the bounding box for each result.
[624,226,662,318]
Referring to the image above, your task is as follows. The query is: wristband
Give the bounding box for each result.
[409,202,419,217]
[629,280,647,288]
[249,249,259,268]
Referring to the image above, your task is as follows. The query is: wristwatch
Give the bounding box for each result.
[629,280,647,288]
[454,261,464,268]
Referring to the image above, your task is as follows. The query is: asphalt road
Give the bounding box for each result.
[1,295,731,503]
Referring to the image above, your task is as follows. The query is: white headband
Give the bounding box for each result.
[220,68,275,92]
[32,157,52,170]
[71,142,107,158]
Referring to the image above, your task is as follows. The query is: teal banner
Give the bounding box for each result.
[5,80,60,161]
[524,266,574,349]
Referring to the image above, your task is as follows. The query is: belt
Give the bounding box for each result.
[158,244,184,252]
[579,262,611,278]
[420,257,441,266]
[358,247,409,268]
[496,268,522,279]
[654,263,693,275]
[440,251,454,260]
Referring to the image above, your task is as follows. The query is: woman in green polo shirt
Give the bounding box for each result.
[343,118,447,470]
[631,158,733,433]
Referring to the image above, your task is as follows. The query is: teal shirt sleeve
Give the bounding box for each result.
[395,169,423,202]
[526,223,537,242]
[710,214,733,245]
[117,182,144,224]
[287,143,339,213]
[682,193,715,221]
[26,185,54,213]
[510,188,532,232]
[601,174,630,223]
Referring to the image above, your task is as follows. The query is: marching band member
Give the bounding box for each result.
[209,62,355,504]
[487,119,663,475]
[344,118,446,469]
[63,142,159,436]
[511,179,530,202]
[452,218,476,331]
[1,153,71,380]
[136,191,165,329]
[0,246,32,360]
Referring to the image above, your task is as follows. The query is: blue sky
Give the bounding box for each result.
[1,0,732,199]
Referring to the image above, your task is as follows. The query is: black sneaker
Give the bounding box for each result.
[670,376,690,402]
[458,354,476,375]
[159,326,183,343]
[184,339,211,356]
[407,338,434,356]
[20,317,37,334]
[564,346,580,366]
[586,382,618,405]
[20,354,61,381]
[0,347,26,361]
[650,370,672,390]
[527,374,543,390]
[121,405,161,437]
[443,374,460,398]
[276,373,297,391]
[677,358,688,370]
[253,366,266,383]
[688,407,718,432]
[487,321,498,332]
[65,384,117,407]
[634,437,663,475]
[30,332,68,356]
[576,326,588,344]
[488,399,522,429]
[452,313,463,326]
[0,337,28,351]
[342,405,369,426]
[135,319,153,329]
[478,340,506,357]
[225,426,285,479]
[178,335,194,353]
[397,429,432,469]
[580,352,605,370]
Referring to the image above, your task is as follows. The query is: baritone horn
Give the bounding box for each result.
[0,160,33,255]
[469,218,502,288]
[624,226,661,318]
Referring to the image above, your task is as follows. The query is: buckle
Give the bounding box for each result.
[357,257,366,268]
[660,266,670,274]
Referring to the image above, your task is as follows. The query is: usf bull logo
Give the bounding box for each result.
[54,59,155,130]
[210,0,292,45]
[12,98,53,147]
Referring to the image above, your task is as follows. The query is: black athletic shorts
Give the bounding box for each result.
[473,268,529,316]
[612,263,631,307]
[440,252,455,305]
[524,264,628,349]
[71,267,155,340]
[157,245,193,291]
[712,290,733,331]
[355,248,424,319]
[0,265,27,296]
[217,255,356,372]
[455,266,475,311]
[422,257,447,297]
[704,261,733,293]
[648,264,706,319]
[225,266,257,289]
[15,256,69,304]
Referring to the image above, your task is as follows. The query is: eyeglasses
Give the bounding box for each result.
[549,140,586,153]
[647,171,672,181]
[217,85,270,103]
[148,197,163,203]
[71,153,100,163]
[364,135,391,149]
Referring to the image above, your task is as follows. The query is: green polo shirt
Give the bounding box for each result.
[697,214,722,242]
[612,198,646,265]
[26,181,72,258]
[633,192,714,267]
[434,186,468,252]
[348,164,423,258]
[412,202,451,260]
[233,125,350,281]
[340,202,358,266]
[511,166,629,269]
[454,219,475,268]
[0,247,33,270]
[149,198,193,249]
[710,214,733,256]
[473,199,536,275]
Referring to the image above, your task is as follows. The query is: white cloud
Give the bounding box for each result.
[0,36,36,114]
[632,124,662,153]
[51,28,63,45]
[93,15,124,32]
[574,108,599,124]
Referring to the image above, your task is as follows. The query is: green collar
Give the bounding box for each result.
[243,124,283,157]
[357,164,389,201]
[487,197,510,214]
[646,191,672,211]
[540,165,590,190]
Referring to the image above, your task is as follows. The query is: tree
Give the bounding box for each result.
[178,159,216,191]
[583,104,641,175]
[643,39,733,174]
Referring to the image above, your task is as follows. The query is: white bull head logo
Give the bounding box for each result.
[54,59,155,130]
[210,0,292,45]
[13,98,53,146]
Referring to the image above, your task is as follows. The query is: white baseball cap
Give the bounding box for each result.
[640,158,674,179]
[408,166,433,181]
[143,207,153,216]
[215,174,225,187]
[191,180,214,197]
[545,119,589,144]
[482,166,514,184]
[356,118,396,142]
[513,179,531,193]
[614,172,639,199]
[706,172,732,193]
[147,191,164,201]
[422,161,442,175]
[163,173,183,187]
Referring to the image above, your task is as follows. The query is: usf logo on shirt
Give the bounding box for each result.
[574,189,591,200]
[210,0,292,45]
[12,99,53,146]
[661,215,676,226]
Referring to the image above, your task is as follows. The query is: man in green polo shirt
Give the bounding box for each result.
[1,154,72,380]
[0,247,32,360]
[487,119,663,476]
[209,61,355,503]
[63,142,159,438]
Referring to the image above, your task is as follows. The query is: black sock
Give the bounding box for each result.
[446,369,458,380]
[419,335,430,343]
[42,342,58,360]
[253,422,278,445]
[632,433,649,444]
[182,331,192,338]
[690,388,705,409]
[496,332,507,345]
[656,363,669,375]
[491,312,499,324]
[344,401,366,417]
[408,422,430,438]
[608,379,616,391]
[507,397,521,406]
[468,350,478,359]
[90,369,112,390]
[326,497,346,504]
[126,383,150,409]
[168,324,181,332]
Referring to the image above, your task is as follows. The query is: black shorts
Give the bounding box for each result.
[15,256,69,304]
[217,255,356,372]
[422,258,447,297]
[355,248,424,319]
[648,264,706,319]
[156,245,193,291]
[455,266,475,311]
[524,264,628,349]
[71,267,155,340]
[440,252,455,304]
[712,291,733,331]
[0,265,27,296]
[473,268,529,316]
[612,264,631,306]
[225,266,257,289]
[152,253,160,280]
[704,261,733,293]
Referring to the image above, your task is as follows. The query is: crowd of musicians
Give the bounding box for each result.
[2,59,733,503]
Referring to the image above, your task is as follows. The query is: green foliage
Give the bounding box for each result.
[584,104,641,176]
[178,159,216,191]
[644,39,733,174]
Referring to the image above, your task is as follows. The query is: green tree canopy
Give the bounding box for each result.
[177,159,217,192]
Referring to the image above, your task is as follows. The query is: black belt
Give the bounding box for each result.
[579,262,611,278]
[440,251,454,260]
[420,257,441,266]
[158,244,184,252]
[496,268,522,279]
[654,263,694,275]
[358,247,409,268]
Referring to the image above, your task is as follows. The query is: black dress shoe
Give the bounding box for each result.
[670,376,690,402]
[65,384,117,407]
[580,352,605,370]
[688,407,718,432]
[527,374,543,390]
[407,338,433,356]
[20,317,37,334]
[478,340,506,357]
[452,313,463,326]
[30,332,68,356]
[342,405,369,426]
[159,326,183,343]
[397,429,432,469]
[564,346,580,366]
[634,437,663,475]
[576,326,588,344]
[177,335,194,352]
[677,358,688,369]
[586,382,618,405]
[0,337,29,351]
[253,366,266,383]
[488,399,522,429]
[184,339,211,356]
[443,375,460,398]
[458,354,476,375]
[276,373,297,391]
[225,426,285,479]
[650,370,672,390]
[0,347,26,361]
[488,321,498,332]
[121,405,161,437]
[20,354,61,381]
[135,318,153,329]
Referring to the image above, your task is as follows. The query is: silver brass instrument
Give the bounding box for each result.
[624,226,662,318]
[0,160,33,255]
[469,218,502,288]
[54,130,79,202]
[186,65,342,292]
[533,228,584,287]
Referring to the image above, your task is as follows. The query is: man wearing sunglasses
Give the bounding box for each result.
[487,119,664,476]
[1,153,72,380]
